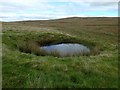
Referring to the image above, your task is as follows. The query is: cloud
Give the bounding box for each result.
[0,0,118,21]
[90,2,117,7]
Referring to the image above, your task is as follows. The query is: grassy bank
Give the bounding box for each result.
[15,32,99,57]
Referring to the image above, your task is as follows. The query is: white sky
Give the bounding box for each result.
[0,0,119,21]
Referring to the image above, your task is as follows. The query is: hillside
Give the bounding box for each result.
[2,17,118,88]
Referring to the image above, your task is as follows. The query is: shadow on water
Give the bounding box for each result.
[40,43,90,57]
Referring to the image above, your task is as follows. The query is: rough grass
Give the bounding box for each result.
[2,17,118,88]
[15,32,99,57]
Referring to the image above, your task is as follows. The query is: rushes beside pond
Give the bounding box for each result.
[17,41,47,56]
[90,46,100,55]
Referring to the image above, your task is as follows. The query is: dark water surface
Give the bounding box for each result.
[40,43,90,57]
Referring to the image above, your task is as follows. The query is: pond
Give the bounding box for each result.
[40,43,90,57]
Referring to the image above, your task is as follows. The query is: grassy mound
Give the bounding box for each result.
[14,32,100,57]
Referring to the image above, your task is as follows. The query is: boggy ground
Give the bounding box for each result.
[2,17,118,88]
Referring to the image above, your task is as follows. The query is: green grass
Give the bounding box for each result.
[2,17,118,88]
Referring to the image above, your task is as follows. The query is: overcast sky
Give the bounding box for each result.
[0,0,119,21]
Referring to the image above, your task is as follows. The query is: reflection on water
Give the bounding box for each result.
[40,43,90,57]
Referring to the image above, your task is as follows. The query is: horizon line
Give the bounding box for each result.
[0,16,118,22]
